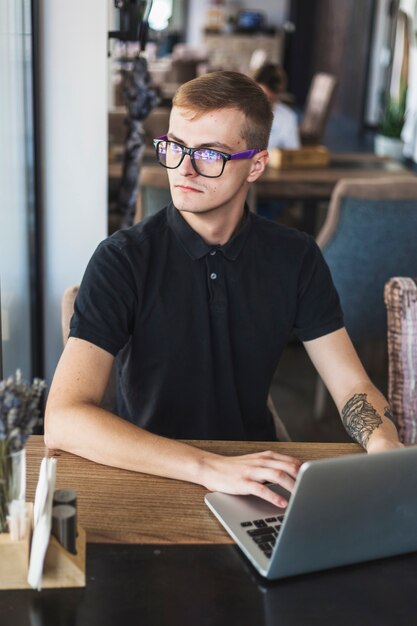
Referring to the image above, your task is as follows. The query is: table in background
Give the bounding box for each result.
[255,152,415,200]
[109,153,415,201]
[116,154,416,230]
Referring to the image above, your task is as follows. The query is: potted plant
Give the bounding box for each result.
[0,370,45,533]
[374,89,407,159]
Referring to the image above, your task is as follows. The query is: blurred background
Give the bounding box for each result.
[1,0,417,440]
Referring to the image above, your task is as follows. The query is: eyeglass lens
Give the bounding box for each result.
[157,140,225,177]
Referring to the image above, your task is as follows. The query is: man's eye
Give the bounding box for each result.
[169,143,183,153]
[197,150,221,161]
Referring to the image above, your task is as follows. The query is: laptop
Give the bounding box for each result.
[205,446,417,580]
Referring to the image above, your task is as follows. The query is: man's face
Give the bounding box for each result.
[166,106,267,219]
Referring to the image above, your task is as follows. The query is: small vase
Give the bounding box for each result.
[374,134,405,160]
[0,448,26,533]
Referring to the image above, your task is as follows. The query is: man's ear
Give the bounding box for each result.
[246,150,269,183]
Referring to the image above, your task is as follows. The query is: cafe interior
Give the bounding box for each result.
[1,0,417,620]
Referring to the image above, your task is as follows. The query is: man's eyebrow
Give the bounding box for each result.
[167,133,234,152]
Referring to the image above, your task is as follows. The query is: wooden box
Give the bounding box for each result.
[0,503,32,590]
[0,503,86,590]
[268,146,330,169]
[41,526,86,588]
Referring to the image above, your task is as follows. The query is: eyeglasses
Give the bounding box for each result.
[153,135,260,178]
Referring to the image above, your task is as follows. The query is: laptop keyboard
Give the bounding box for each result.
[240,515,285,559]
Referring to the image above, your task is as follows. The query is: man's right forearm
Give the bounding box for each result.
[45,401,211,483]
[44,401,301,508]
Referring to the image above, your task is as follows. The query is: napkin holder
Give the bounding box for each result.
[42,525,86,588]
[0,503,86,590]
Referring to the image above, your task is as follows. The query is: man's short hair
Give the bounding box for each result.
[253,63,287,95]
[172,70,273,150]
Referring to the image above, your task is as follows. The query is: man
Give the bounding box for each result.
[254,63,300,150]
[45,71,402,509]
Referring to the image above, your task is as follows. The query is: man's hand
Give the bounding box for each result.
[199,450,303,508]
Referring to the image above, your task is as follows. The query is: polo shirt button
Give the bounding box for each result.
[210,250,217,256]
[210,273,217,280]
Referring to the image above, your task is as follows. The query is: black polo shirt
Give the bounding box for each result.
[70,203,343,440]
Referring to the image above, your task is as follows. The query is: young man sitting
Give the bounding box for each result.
[45,71,402,509]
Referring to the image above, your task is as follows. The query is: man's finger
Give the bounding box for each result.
[249,481,289,508]
[249,467,297,493]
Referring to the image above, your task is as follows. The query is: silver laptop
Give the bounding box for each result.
[205,446,417,580]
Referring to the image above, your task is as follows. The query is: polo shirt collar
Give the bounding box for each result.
[168,202,251,261]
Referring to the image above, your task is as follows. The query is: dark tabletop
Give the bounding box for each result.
[1,544,417,626]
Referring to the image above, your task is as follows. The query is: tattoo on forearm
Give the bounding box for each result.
[341,393,383,448]
[384,406,395,423]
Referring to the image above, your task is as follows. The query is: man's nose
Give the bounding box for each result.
[178,153,198,176]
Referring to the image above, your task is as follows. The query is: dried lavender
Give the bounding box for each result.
[0,370,46,532]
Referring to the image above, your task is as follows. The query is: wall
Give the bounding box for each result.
[401,0,417,160]
[40,0,108,384]
[286,0,375,117]
[365,0,397,125]
[0,0,32,378]
[311,0,375,123]
[186,0,290,47]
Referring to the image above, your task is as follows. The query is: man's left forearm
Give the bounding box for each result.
[303,328,404,452]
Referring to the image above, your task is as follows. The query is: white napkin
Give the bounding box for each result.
[27,457,57,591]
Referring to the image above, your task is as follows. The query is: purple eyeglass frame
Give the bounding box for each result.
[153,135,260,177]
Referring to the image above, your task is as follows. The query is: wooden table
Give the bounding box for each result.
[109,153,415,201]
[110,154,416,227]
[26,436,362,545]
[256,153,415,199]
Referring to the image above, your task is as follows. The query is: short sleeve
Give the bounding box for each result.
[69,240,137,355]
[293,238,344,342]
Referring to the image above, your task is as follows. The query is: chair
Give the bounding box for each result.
[299,73,338,145]
[109,106,171,162]
[61,286,80,347]
[108,107,127,145]
[314,177,417,417]
[61,287,290,441]
[384,277,417,443]
[142,106,171,161]
[61,286,117,413]
[134,165,171,223]
[248,49,268,74]
[170,58,201,84]
[317,177,417,343]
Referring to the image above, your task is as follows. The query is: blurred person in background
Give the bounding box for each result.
[254,64,300,222]
[254,63,300,149]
